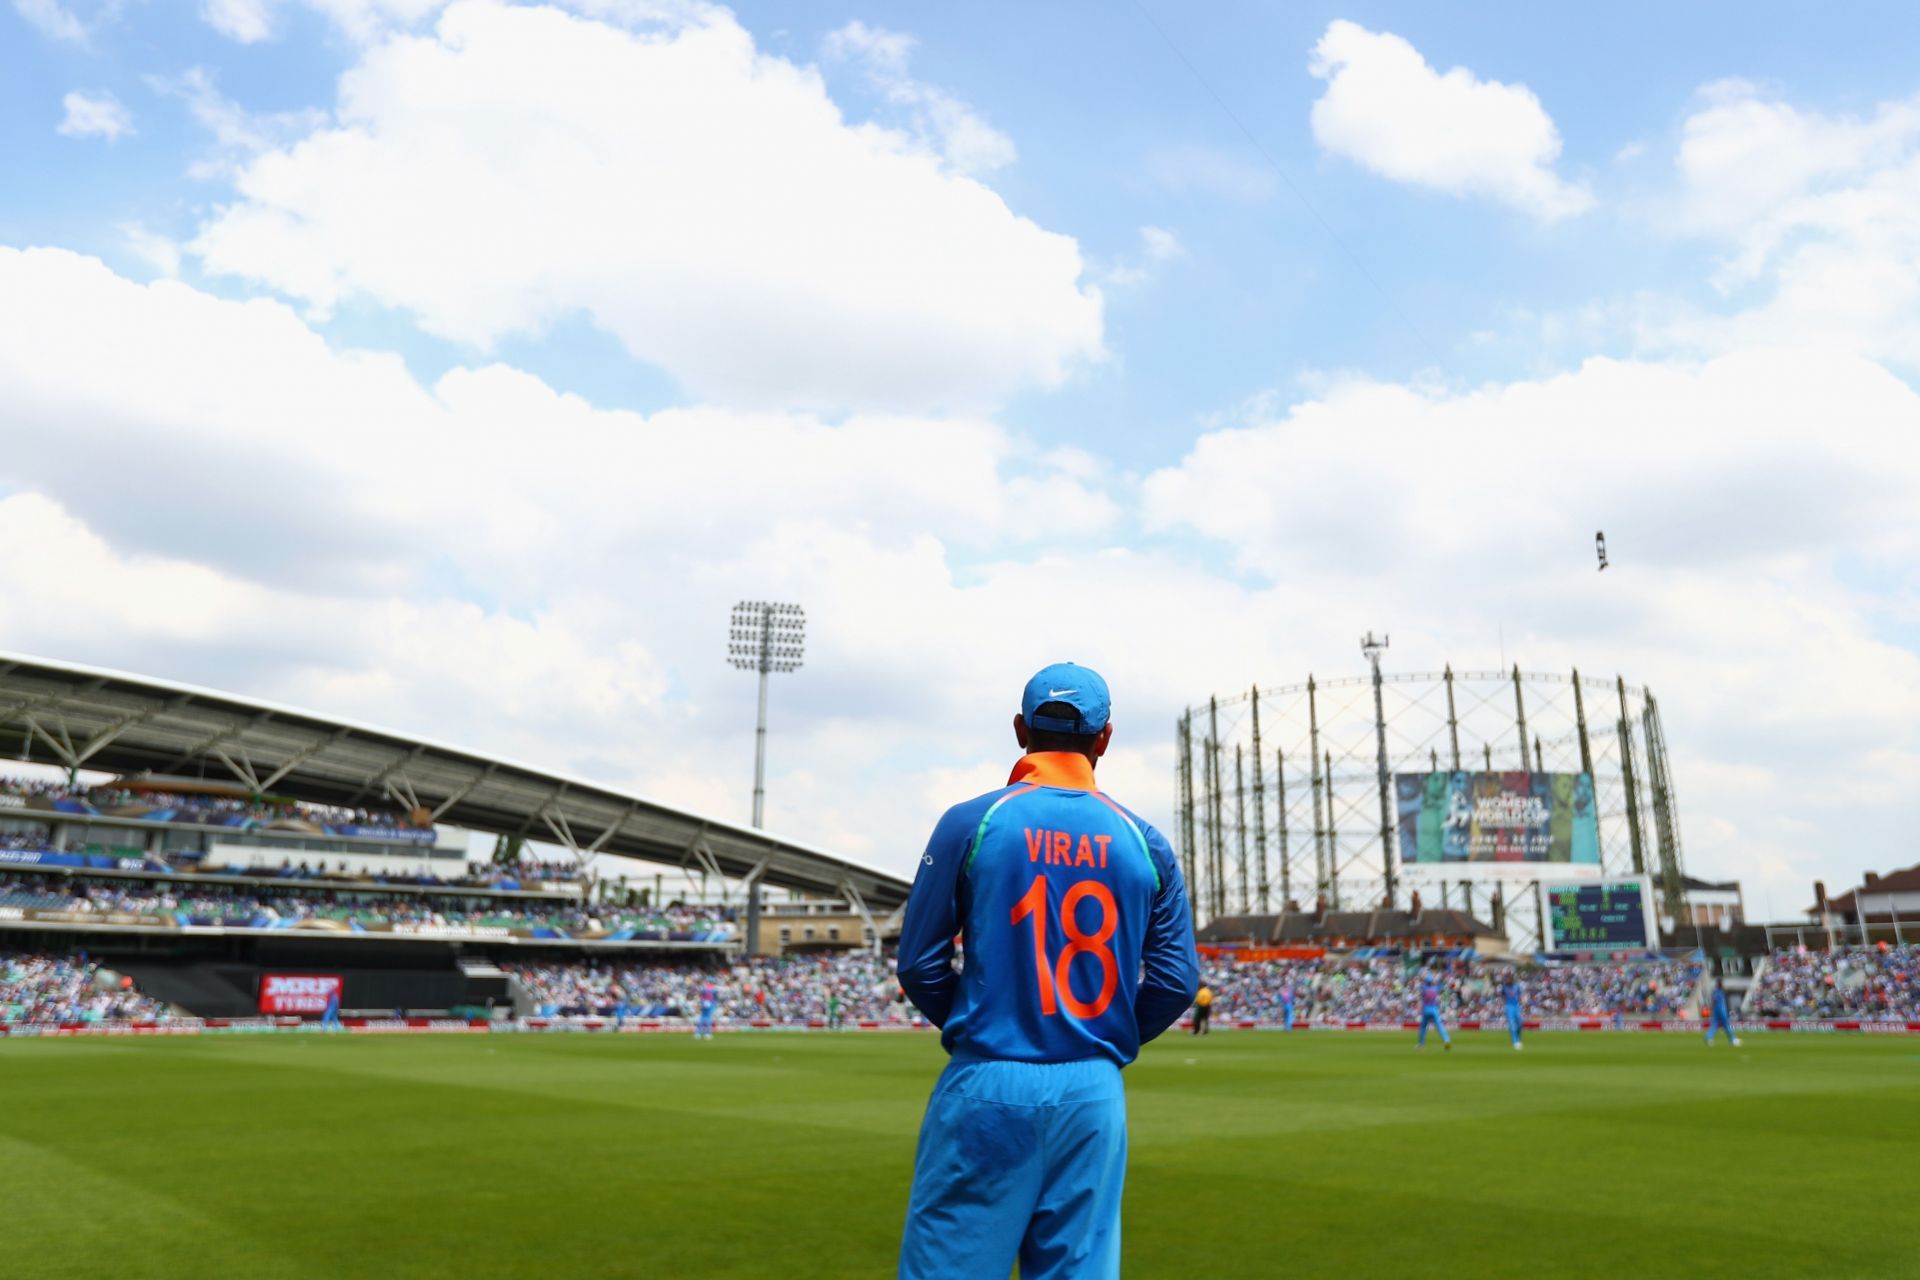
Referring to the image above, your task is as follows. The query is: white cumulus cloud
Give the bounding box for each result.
[823,19,1016,176]
[200,0,274,41]
[187,1,1103,412]
[1,246,1915,902]
[1648,80,1920,368]
[199,0,449,42]
[1143,349,1920,898]
[1308,20,1591,221]
[56,90,133,141]
[0,247,1145,871]
[13,0,86,41]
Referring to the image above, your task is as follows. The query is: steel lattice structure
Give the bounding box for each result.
[1175,665,1688,952]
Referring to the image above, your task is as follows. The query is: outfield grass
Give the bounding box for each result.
[1,1029,1913,1279]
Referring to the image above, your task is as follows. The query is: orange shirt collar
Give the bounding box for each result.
[1009,752,1097,792]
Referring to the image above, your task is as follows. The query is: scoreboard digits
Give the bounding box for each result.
[1544,878,1653,952]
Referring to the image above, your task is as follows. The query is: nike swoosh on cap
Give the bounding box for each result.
[1048,688,1076,697]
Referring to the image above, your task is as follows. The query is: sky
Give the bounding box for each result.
[2,0,1917,916]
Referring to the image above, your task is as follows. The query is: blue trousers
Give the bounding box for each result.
[697,1004,715,1035]
[1705,1012,1736,1044]
[1282,1003,1295,1032]
[1418,1009,1450,1046]
[1505,1005,1523,1045]
[899,1058,1127,1280]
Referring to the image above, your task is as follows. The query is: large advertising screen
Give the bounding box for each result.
[1395,771,1600,866]
[1542,877,1656,953]
[259,974,342,1015]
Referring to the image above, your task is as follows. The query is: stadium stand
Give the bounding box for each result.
[1747,944,1920,1020]
[7,938,1915,1031]
[0,774,435,841]
[1200,955,1704,1023]
[505,952,909,1024]
[0,952,172,1024]
[0,870,727,938]
[0,867,729,948]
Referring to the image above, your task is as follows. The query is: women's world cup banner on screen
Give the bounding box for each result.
[1394,771,1600,866]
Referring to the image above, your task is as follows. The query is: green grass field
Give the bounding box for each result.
[2,1030,1913,1279]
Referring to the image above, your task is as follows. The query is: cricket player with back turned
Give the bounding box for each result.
[895,663,1200,1279]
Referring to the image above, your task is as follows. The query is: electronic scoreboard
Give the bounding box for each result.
[1541,876,1657,953]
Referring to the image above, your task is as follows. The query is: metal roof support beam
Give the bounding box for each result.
[586,804,637,858]
[840,877,880,955]
[739,850,777,957]
[158,710,276,776]
[430,762,497,821]
[540,807,581,857]
[351,743,426,804]
[23,716,77,768]
[259,727,355,792]
[385,773,422,813]
[0,676,108,730]
[681,838,729,906]
[212,747,262,793]
[514,783,569,838]
[71,695,194,770]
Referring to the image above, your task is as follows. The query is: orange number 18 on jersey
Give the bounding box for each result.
[1010,873,1118,1019]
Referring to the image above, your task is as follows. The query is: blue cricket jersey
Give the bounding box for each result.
[896,752,1199,1066]
[1420,980,1441,1011]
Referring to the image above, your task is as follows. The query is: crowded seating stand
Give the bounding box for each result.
[7,945,1917,1034]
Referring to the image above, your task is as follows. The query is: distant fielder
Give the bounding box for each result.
[1704,976,1740,1047]
[695,979,718,1040]
[1416,969,1452,1051]
[1501,972,1524,1050]
[895,662,1199,1280]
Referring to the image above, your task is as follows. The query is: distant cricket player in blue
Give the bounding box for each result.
[321,987,342,1031]
[1416,970,1451,1051]
[695,980,718,1040]
[1280,980,1297,1032]
[1704,976,1740,1047]
[1501,973,1524,1051]
[896,663,1200,1279]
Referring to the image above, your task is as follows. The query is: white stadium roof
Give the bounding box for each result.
[0,652,910,910]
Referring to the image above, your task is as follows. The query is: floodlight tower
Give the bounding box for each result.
[728,601,805,954]
[729,601,806,827]
[1362,631,1396,908]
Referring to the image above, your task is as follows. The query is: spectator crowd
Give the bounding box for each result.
[506,952,909,1024]
[1,773,428,834]
[506,951,1709,1029]
[1198,955,1704,1022]
[0,871,728,940]
[0,952,171,1024]
[1747,944,1920,1021]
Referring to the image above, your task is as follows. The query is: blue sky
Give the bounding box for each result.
[14,0,1920,436]
[1,0,1917,917]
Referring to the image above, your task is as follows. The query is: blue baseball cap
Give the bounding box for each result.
[1021,662,1111,736]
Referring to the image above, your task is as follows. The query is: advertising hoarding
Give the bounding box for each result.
[1395,771,1600,870]
[258,974,342,1015]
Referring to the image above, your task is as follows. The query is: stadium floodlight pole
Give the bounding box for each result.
[728,600,805,956]
[1362,632,1395,909]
